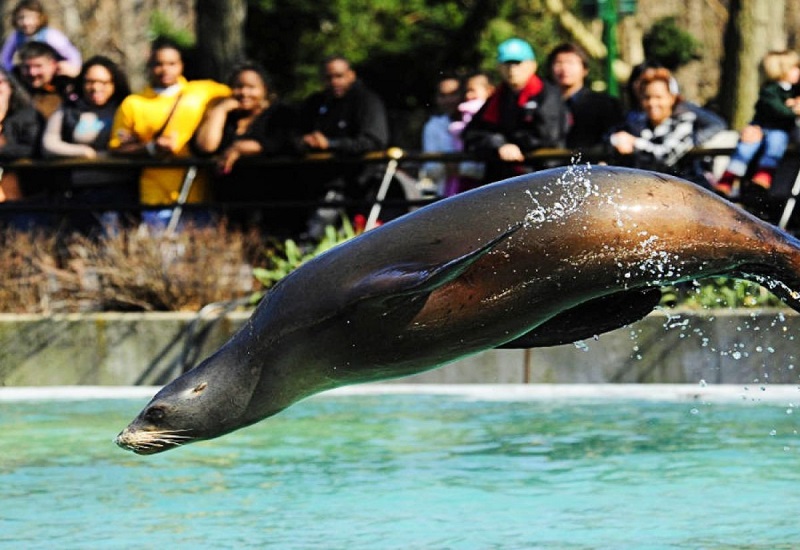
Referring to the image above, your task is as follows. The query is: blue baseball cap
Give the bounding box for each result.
[497,38,535,63]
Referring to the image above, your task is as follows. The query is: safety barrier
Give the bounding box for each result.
[2,144,799,230]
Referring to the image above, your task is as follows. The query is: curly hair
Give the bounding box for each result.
[76,55,131,106]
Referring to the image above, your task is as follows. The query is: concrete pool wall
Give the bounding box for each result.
[0,309,797,386]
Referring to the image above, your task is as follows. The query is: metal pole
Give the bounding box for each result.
[366,148,403,230]
[365,159,398,230]
[602,0,620,97]
[166,165,198,236]
[778,167,800,229]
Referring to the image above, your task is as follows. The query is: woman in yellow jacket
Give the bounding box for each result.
[109,37,230,227]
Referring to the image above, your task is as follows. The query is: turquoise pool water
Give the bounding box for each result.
[1,386,799,549]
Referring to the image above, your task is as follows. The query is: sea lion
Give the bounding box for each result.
[116,164,800,454]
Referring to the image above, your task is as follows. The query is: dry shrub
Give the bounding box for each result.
[0,229,60,312]
[0,222,266,313]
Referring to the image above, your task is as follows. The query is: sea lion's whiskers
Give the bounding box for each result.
[115,428,194,453]
[146,432,192,440]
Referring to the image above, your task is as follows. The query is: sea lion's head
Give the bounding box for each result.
[115,352,263,455]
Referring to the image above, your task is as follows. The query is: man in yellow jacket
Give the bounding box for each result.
[109,37,230,226]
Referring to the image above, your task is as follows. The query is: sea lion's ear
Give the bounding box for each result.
[497,287,662,348]
[347,224,522,306]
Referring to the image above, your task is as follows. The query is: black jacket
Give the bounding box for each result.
[463,74,567,181]
[0,105,41,160]
[565,86,624,152]
[194,102,298,157]
[297,80,389,155]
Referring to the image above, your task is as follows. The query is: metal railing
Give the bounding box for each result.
[2,144,799,230]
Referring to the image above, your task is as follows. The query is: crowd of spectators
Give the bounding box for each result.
[1,0,799,238]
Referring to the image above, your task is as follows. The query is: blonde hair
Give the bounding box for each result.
[762,50,800,82]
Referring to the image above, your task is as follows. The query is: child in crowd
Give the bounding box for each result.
[447,72,494,195]
[715,50,800,196]
[449,72,494,149]
[1,0,82,75]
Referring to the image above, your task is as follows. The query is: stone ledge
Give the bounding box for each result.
[0,309,797,386]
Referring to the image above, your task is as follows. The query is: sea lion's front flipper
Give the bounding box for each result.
[498,287,662,348]
[348,224,522,307]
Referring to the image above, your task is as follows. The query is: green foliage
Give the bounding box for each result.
[660,278,786,310]
[247,0,467,102]
[252,219,360,291]
[245,0,571,113]
[642,16,701,71]
[150,11,195,48]
[243,0,587,147]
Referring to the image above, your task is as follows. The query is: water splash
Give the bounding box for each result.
[522,161,595,227]
[748,273,800,302]
[573,340,590,352]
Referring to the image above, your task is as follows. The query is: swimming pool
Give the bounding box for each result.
[2,385,799,549]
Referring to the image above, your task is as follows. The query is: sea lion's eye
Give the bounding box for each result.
[192,382,208,394]
[144,407,166,422]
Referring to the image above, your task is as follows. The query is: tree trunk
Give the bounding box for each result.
[719,0,786,129]
[193,0,247,81]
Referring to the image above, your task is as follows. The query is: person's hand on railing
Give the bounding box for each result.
[81,147,98,160]
[216,139,263,175]
[498,143,525,162]
[302,131,330,151]
[152,131,180,156]
[609,131,637,155]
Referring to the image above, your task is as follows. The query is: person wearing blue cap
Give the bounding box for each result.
[463,37,568,183]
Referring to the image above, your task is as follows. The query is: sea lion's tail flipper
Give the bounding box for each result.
[733,226,800,314]
[349,224,522,306]
[497,287,662,348]
[736,267,800,314]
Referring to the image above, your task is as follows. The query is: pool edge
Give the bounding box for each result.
[1,383,798,403]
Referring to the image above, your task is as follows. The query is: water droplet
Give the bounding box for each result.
[573,340,589,352]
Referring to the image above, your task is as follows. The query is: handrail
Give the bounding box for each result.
[1,144,795,223]
[2,143,736,172]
